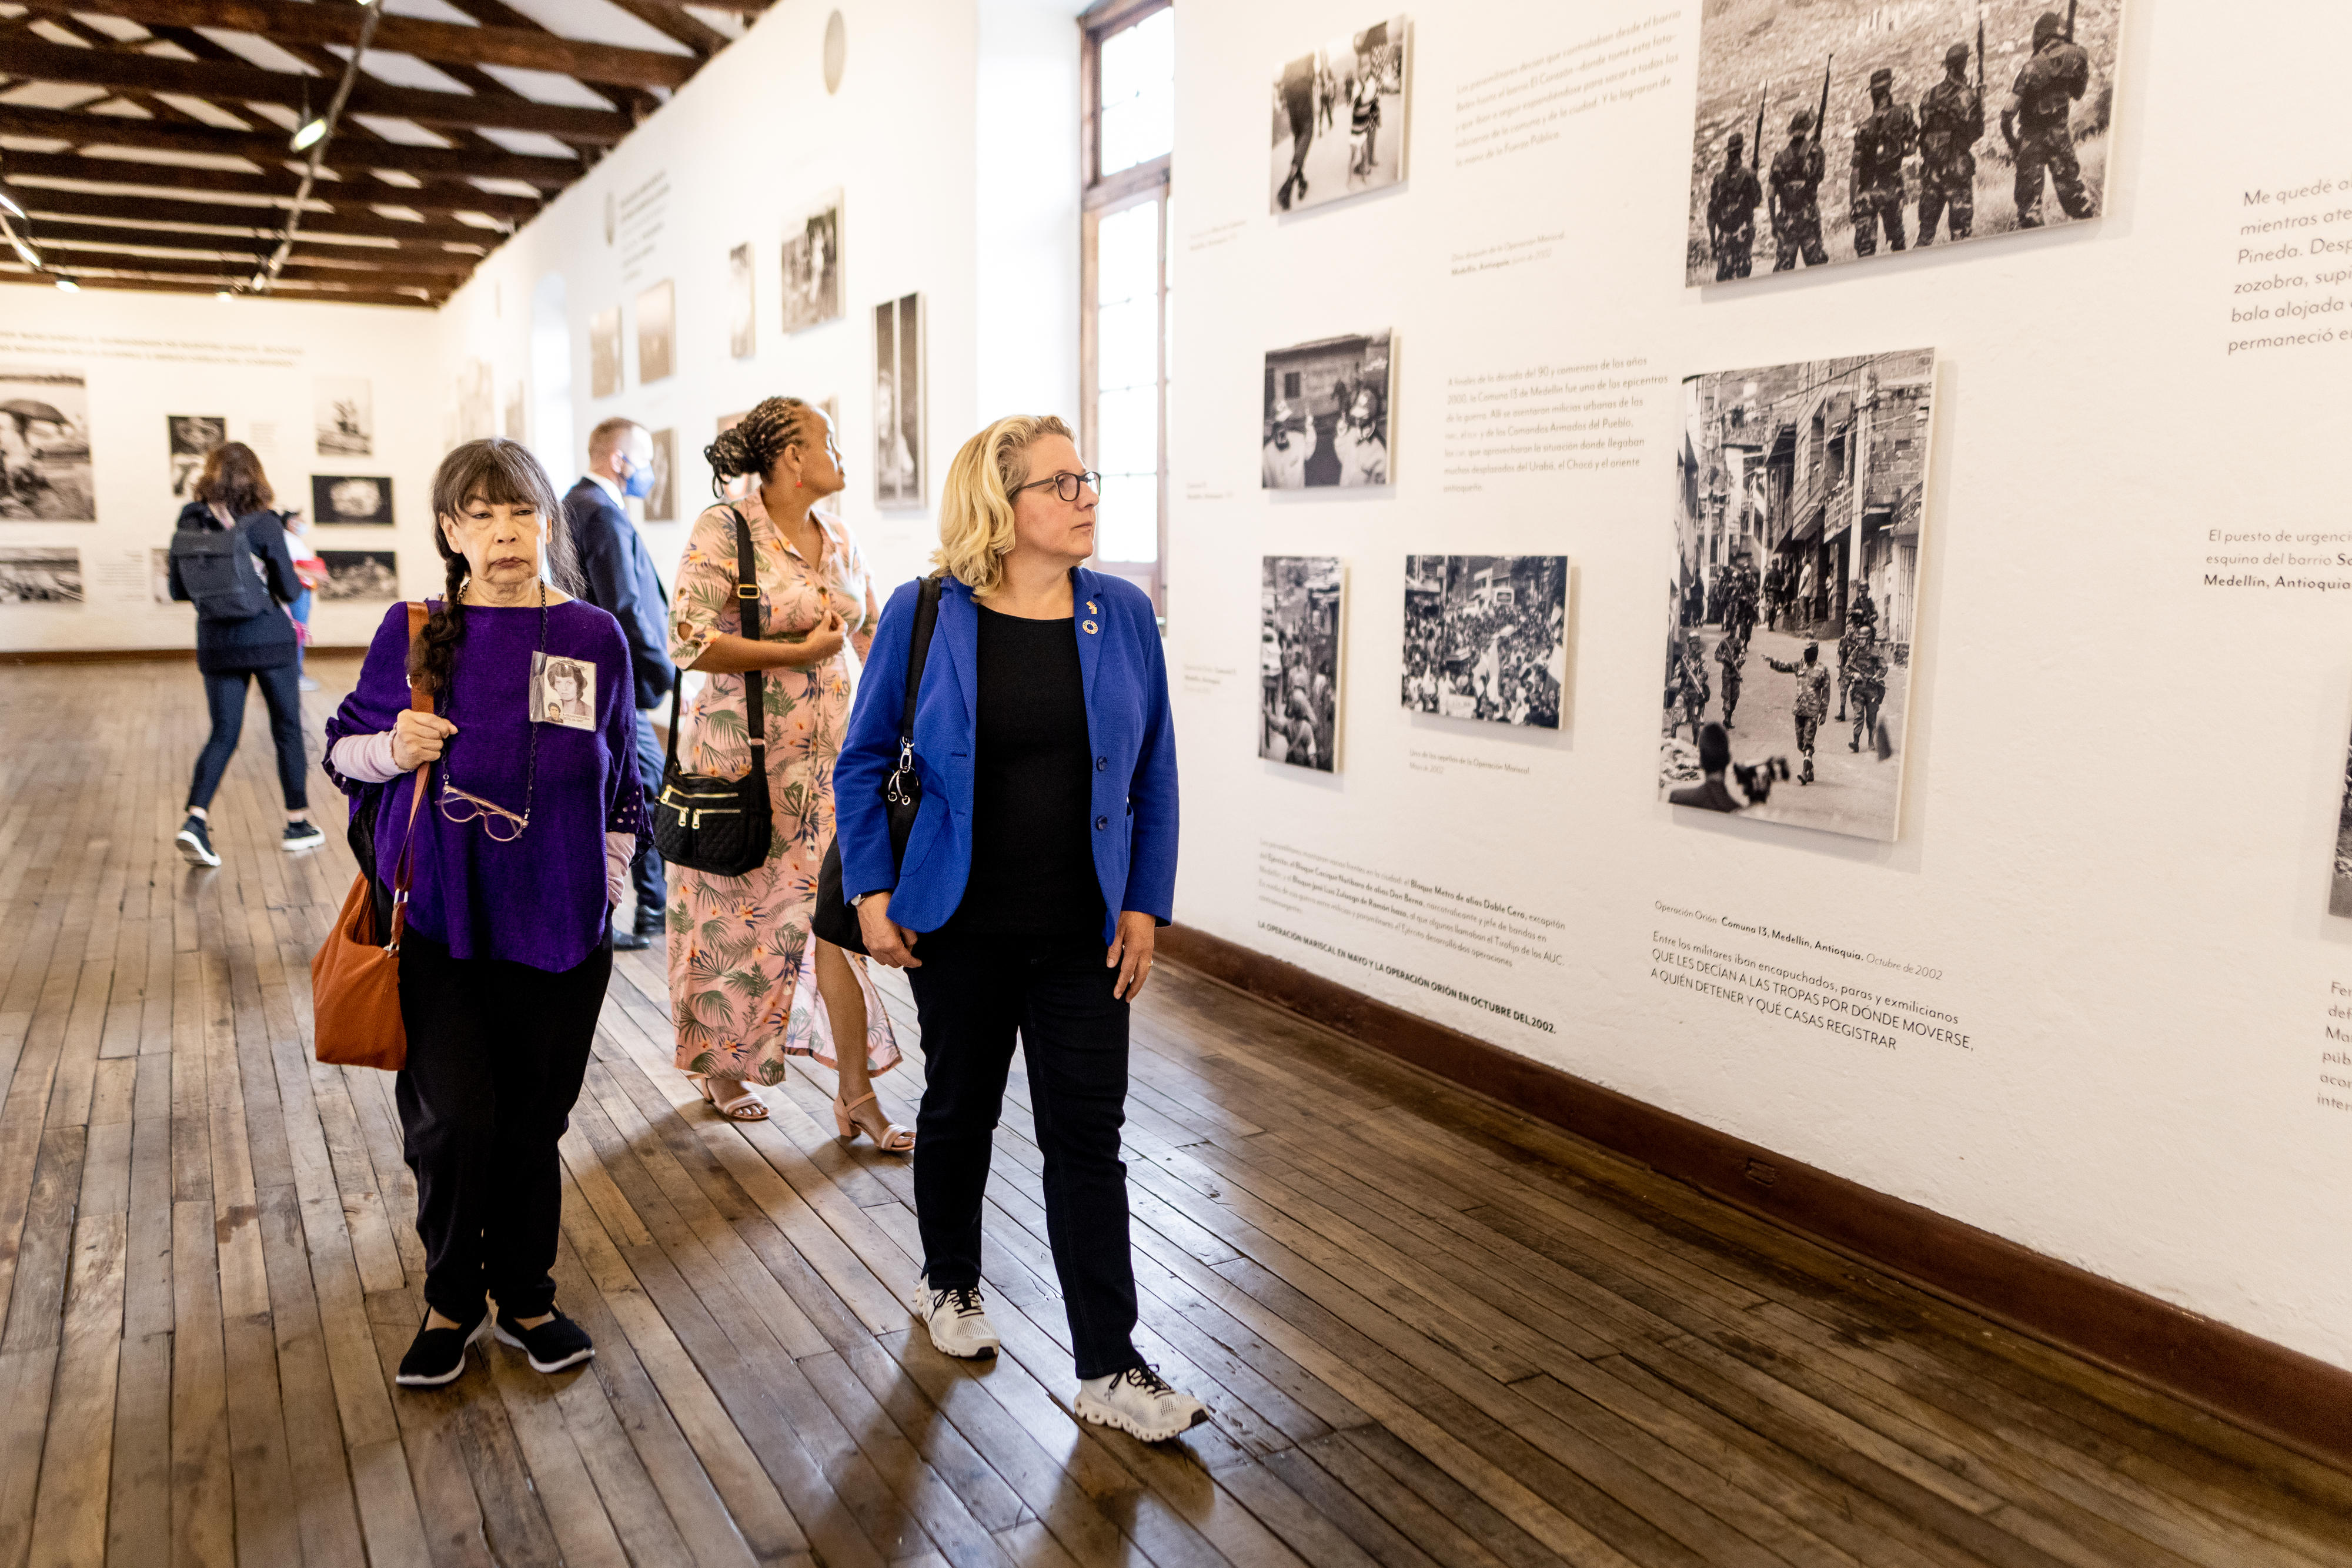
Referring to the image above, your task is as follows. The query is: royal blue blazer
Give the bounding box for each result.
[835,569,1177,944]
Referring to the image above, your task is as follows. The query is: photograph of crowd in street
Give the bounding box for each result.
[1686,0,2119,285]
[1260,557,1345,771]
[1661,350,1936,841]
[1402,554,1566,730]
[2330,729,2352,918]
[1270,15,1408,215]
[1263,331,1391,489]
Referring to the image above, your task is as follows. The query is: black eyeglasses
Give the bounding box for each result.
[1008,470,1101,503]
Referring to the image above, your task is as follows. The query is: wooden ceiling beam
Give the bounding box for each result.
[1,37,632,142]
[594,0,729,57]
[0,102,580,187]
[41,0,697,90]
[39,245,463,291]
[0,151,543,222]
[34,222,482,273]
[0,270,436,306]
[14,185,503,244]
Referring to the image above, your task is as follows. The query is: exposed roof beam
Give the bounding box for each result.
[0,150,543,222]
[41,0,697,89]
[14,184,503,243]
[32,219,483,270]
[2,38,632,142]
[39,244,462,290]
[0,269,435,306]
[594,0,728,57]
[0,102,579,187]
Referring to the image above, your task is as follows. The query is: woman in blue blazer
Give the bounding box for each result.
[835,414,1204,1443]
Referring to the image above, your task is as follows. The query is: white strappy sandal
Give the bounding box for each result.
[690,1074,770,1122]
[834,1089,914,1152]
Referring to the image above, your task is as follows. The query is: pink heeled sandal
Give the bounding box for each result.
[834,1089,914,1153]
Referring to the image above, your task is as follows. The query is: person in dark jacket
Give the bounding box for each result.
[168,442,323,867]
[564,417,676,950]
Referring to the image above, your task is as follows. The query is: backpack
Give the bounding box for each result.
[170,516,272,621]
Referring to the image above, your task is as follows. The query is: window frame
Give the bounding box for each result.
[1079,0,1172,614]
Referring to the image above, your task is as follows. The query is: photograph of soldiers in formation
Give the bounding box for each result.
[1260,556,1345,773]
[1686,0,2117,286]
[1270,16,1409,215]
[1661,351,1936,843]
[1401,554,1566,730]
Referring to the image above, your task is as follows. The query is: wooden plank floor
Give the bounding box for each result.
[1,654,2348,1568]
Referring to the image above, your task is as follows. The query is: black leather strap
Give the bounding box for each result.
[900,576,942,745]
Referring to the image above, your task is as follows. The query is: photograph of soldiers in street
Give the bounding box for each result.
[1661,351,1937,842]
[1261,557,1345,773]
[1686,0,2118,286]
[1270,16,1409,215]
[1264,331,1392,489]
[1402,554,1567,730]
[2329,727,2352,918]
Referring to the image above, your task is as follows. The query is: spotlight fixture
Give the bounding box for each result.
[291,118,328,152]
[53,276,78,293]
[0,188,23,221]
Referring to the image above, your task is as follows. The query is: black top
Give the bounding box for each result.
[564,477,676,709]
[941,603,1104,938]
[167,501,303,675]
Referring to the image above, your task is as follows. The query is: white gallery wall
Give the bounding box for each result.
[0,286,445,651]
[1167,0,2352,1373]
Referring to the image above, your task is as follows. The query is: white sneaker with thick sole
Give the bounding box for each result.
[906,1274,1000,1360]
[1074,1365,1209,1442]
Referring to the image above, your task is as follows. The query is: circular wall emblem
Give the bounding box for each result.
[823,11,847,95]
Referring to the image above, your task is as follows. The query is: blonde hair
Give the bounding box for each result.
[933,414,1073,596]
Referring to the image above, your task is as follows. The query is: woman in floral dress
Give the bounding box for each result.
[667,397,908,1147]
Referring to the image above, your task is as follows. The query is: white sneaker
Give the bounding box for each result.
[1074,1365,1209,1442]
[906,1274,1000,1360]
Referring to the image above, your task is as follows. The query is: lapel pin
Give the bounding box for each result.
[1083,620,1098,635]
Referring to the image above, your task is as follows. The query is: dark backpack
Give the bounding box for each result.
[171,517,272,621]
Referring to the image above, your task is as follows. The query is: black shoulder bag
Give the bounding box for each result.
[652,508,773,877]
[812,576,943,955]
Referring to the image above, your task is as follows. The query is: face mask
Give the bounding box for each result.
[620,457,656,499]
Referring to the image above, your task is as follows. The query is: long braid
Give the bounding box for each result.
[411,545,467,700]
[703,396,810,493]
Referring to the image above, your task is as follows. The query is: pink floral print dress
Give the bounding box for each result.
[665,495,900,1082]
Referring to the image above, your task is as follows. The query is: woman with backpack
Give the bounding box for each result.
[168,442,325,865]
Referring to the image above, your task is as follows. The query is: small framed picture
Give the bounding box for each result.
[530,653,597,731]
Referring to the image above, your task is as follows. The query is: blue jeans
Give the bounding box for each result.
[187,664,308,812]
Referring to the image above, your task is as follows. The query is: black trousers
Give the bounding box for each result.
[907,931,1142,1379]
[395,929,612,1322]
[630,709,666,922]
[188,664,308,812]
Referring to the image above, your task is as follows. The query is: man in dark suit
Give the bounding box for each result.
[567,417,674,950]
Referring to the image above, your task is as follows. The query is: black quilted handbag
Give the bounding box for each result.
[652,507,773,877]
[812,575,942,954]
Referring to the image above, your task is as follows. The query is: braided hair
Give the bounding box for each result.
[410,438,574,702]
[703,396,812,496]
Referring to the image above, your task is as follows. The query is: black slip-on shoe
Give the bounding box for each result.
[492,1306,595,1373]
[611,921,651,951]
[395,1309,487,1388]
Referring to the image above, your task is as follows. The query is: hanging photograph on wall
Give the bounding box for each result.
[0,546,83,603]
[874,292,923,508]
[311,474,395,526]
[1401,554,1566,728]
[1271,16,1409,215]
[646,428,677,522]
[314,376,372,457]
[637,280,676,385]
[0,369,95,521]
[1264,330,1391,489]
[167,414,225,499]
[318,550,398,601]
[589,307,622,399]
[727,242,756,358]
[2332,726,2352,917]
[1261,556,1345,772]
[1686,1,2120,286]
[781,196,843,332]
[1660,350,1936,841]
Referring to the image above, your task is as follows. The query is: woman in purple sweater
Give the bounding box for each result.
[324,439,640,1389]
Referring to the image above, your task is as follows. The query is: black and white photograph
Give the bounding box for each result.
[1401,554,1566,729]
[310,474,394,526]
[1270,16,1408,215]
[317,549,398,601]
[1260,556,1346,772]
[2332,721,2352,919]
[637,280,676,385]
[589,307,622,399]
[1686,0,2120,286]
[1263,331,1391,489]
[0,369,95,521]
[0,546,83,603]
[1661,350,1936,842]
[167,414,225,499]
[781,197,843,333]
[874,292,923,508]
[314,376,372,457]
[728,242,756,358]
[530,652,597,731]
[646,427,677,523]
